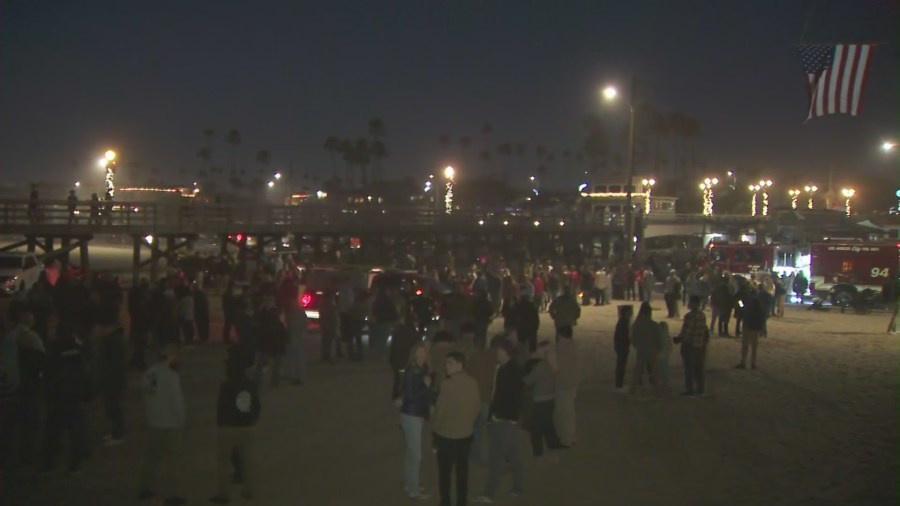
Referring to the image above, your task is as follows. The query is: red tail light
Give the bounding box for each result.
[300,292,313,308]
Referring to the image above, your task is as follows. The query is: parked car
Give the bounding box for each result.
[0,252,43,295]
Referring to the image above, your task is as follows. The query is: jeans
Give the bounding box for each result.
[138,428,183,495]
[470,403,490,463]
[434,434,473,506]
[286,337,306,382]
[681,344,705,394]
[740,329,760,367]
[216,427,253,500]
[400,414,424,495]
[629,352,659,395]
[483,421,524,498]
[718,306,733,335]
[529,400,562,456]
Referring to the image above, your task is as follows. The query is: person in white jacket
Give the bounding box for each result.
[137,345,187,505]
[593,268,610,305]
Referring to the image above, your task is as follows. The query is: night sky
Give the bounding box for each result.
[1,0,897,191]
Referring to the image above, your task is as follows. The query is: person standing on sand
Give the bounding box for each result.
[629,302,661,396]
[431,351,481,506]
[396,342,433,501]
[613,305,633,391]
[472,338,524,504]
[735,290,765,370]
[674,297,710,396]
[137,345,187,505]
[209,353,261,505]
[523,339,565,457]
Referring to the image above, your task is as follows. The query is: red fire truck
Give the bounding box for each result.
[810,242,900,306]
[706,242,778,275]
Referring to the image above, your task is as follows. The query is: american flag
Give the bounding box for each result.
[798,44,874,121]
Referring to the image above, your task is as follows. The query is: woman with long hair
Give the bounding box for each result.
[396,342,433,500]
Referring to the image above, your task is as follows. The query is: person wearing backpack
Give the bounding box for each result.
[209,353,261,504]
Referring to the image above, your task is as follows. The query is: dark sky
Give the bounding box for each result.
[1,0,897,191]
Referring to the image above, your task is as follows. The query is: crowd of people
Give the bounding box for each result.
[0,249,818,506]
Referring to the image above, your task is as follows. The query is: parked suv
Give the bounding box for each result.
[0,252,42,295]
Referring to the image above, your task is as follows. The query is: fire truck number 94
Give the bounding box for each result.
[871,267,890,278]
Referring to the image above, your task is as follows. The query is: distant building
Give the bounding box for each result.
[580,181,677,225]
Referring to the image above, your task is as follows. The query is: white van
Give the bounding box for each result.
[0,252,42,295]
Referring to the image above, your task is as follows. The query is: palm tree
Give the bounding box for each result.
[481,122,493,175]
[681,116,701,181]
[438,135,452,151]
[515,143,526,157]
[368,118,387,181]
[535,145,546,160]
[353,138,372,187]
[255,149,271,175]
[370,140,388,182]
[225,129,242,172]
[323,136,341,180]
[339,138,355,188]
[668,112,689,181]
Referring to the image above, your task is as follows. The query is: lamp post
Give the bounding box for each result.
[641,178,656,214]
[443,165,455,214]
[98,149,117,198]
[788,189,801,210]
[804,184,818,209]
[760,179,772,216]
[603,77,638,260]
[841,188,856,217]
[748,184,761,216]
[700,177,719,216]
[882,141,896,152]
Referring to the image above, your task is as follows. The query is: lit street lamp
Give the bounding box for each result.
[641,178,656,214]
[882,141,896,152]
[602,78,638,260]
[748,183,761,216]
[788,189,801,210]
[841,188,856,217]
[699,177,719,216]
[100,149,117,198]
[759,179,772,216]
[804,184,818,209]
[443,165,455,214]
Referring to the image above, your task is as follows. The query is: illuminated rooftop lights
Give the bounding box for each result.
[502,220,509,226]
[533,220,541,227]
[267,181,275,188]
[602,85,618,100]
[104,149,117,162]
[558,220,565,226]
[444,165,455,179]
[274,172,282,180]
[478,219,485,226]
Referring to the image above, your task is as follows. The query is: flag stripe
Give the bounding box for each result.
[799,43,874,120]
[827,44,843,114]
[851,44,871,115]
[839,44,857,113]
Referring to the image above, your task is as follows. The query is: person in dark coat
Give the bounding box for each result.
[210,353,261,504]
[254,299,286,387]
[613,304,633,391]
[514,294,540,352]
[39,334,92,474]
